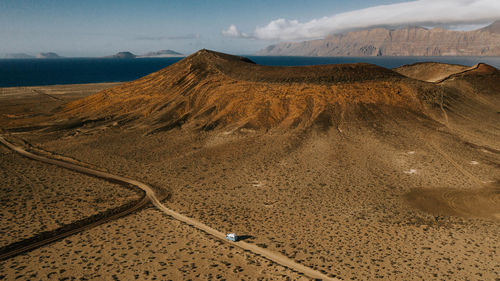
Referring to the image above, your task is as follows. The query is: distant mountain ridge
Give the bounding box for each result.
[258,20,500,56]
[480,20,500,34]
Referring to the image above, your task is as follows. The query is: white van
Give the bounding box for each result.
[225,233,238,242]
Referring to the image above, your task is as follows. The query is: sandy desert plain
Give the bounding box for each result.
[0,50,499,280]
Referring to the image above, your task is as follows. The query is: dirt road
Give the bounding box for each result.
[0,136,338,280]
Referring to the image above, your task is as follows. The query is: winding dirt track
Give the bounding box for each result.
[0,136,338,280]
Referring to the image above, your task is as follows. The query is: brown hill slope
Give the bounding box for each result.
[394,62,471,82]
[442,63,500,94]
[61,50,449,133]
[395,62,500,93]
[403,62,500,147]
[258,21,500,56]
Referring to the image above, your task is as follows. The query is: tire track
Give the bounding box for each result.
[0,196,149,261]
[0,136,338,280]
[32,89,65,102]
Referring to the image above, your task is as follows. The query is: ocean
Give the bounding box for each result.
[1,56,499,87]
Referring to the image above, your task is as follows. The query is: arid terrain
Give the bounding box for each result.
[1,50,499,280]
[0,145,142,248]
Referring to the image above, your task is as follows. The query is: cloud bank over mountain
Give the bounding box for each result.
[223,0,500,41]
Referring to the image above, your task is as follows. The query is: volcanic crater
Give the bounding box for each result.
[59,49,461,134]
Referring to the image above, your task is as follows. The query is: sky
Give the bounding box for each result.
[1,0,499,57]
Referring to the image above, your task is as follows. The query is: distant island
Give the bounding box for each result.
[258,20,500,56]
[1,50,184,59]
[36,52,62,59]
[3,53,35,59]
[137,50,184,58]
[2,52,63,59]
[104,50,184,59]
[105,51,137,59]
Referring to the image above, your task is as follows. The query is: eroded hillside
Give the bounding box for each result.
[59,50,456,134]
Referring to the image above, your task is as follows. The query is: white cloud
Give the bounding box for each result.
[222,24,241,37]
[223,0,500,41]
[222,24,251,38]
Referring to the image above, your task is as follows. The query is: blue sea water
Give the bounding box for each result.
[1,56,499,87]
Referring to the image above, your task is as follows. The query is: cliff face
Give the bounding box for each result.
[258,21,500,56]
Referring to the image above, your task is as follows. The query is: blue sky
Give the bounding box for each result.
[1,0,499,57]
